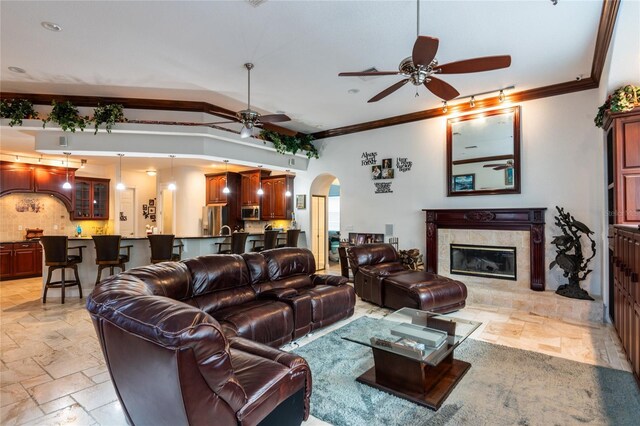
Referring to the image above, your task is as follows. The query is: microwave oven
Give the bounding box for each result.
[241,206,261,220]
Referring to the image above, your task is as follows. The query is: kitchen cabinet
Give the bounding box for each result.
[0,162,34,195]
[240,170,270,206]
[0,242,43,280]
[206,172,240,205]
[73,177,110,220]
[260,176,294,220]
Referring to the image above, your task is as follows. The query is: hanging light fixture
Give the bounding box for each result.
[442,101,448,113]
[222,160,230,194]
[116,154,126,190]
[168,155,177,191]
[62,152,72,189]
[80,159,87,168]
[257,165,264,195]
[285,170,292,197]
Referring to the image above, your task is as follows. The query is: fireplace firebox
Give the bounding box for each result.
[450,244,517,281]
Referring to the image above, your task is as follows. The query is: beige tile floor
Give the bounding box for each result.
[0,274,631,426]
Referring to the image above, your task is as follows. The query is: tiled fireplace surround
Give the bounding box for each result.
[425,209,602,324]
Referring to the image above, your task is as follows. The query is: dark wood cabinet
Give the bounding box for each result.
[206,173,240,205]
[260,176,294,220]
[0,163,34,195]
[0,242,42,280]
[612,226,640,386]
[73,177,110,220]
[606,110,640,224]
[240,170,270,206]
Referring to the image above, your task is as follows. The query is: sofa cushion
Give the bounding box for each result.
[300,285,356,327]
[347,243,400,275]
[98,262,193,301]
[214,300,294,347]
[383,271,467,313]
[262,248,316,281]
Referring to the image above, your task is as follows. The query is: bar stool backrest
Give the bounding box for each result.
[263,230,280,251]
[40,236,69,265]
[149,234,175,262]
[286,229,301,247]
[93,235,122,262]
[231,232,249,254]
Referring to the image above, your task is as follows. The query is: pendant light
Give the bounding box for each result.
[116,154,125,190]
[62,152,72,189]
[222,160,230,194]
[257,165,264,196]
[168,155,177,191]
[285,170,292,197]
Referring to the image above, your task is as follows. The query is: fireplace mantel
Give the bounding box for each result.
[423,208,547,291]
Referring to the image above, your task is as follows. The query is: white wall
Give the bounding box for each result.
[158,165,207,237]
[297,89,604,295]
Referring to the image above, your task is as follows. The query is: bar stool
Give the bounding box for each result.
[148,234,183,263]
[216,232,249,254]
[93,235,131,285]
[40,236,85,304]
[277,229,301,248]
[251,230,280,252]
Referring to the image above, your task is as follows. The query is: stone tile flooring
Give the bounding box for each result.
[0,276,631,425]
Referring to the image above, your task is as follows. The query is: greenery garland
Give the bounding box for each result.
[259,130,319,159]
[594,85,640,128]
[93,104,124,134]
[0,99,39,126]
[43,100,89,132]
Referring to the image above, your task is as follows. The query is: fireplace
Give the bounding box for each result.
[450,244,517,281]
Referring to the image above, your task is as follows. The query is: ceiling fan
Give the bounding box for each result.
[338,0,511,103]
[203,63,293,138]
[483,160,514,170]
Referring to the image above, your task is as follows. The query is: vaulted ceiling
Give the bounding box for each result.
[0,1,606,135]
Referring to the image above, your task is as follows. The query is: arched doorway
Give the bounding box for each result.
[309,174,340,271]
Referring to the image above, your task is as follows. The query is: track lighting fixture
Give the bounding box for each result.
[62,152,72,189]
[469,96,476,108]
[168,155,177,191]
[222,160,230,194]
[442,101,448,113]
[499,90,506,103]
[116,154,125,191]
[80,159,87,168]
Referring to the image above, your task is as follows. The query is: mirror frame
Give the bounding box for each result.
[446,106,521,197]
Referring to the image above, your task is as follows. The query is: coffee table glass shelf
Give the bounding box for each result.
[342,307,481,410]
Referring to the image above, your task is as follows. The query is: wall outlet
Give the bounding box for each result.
[18,225,23,231]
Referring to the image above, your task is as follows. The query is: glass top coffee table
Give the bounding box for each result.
[342,307,481,410]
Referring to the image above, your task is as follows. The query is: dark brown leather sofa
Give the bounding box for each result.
[348,243,467,313]
[87,248,355,426]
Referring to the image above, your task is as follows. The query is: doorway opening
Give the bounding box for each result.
[309,174,340,272]
[160,188,175,234]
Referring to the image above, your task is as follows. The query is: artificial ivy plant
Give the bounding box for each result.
[43,100,89,132]
[594,84,639,128]
[92,103,124,134]
[259,130,319,159]
[0,98,39,126]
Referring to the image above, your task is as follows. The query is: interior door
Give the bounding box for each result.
[119,188,135,237]
[311,195,327,270]
[161,188,174,234]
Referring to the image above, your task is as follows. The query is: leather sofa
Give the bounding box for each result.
[87,248,355,426]
[348,243,467,313]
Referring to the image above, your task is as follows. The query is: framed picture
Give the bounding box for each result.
[296,194,306,209]
[371,165,382,180]
[505,168,514,186]
[452,174,475,191]
[382,168,394,179]
[149,199,155,206]
[382,158,392,169]
[148,206,156,215]
[149,214,156,221]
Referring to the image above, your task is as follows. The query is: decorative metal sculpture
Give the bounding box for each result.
[549,206,596,300]
[399,249,424,271]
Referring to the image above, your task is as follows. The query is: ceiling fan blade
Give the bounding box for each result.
[367,79,410,103]
[424,76,460,101]
[493,166,509,170]
[483,163,506,167]
[339,71,401,77]
[259,114,291,123]
[258,122,298,137]
[435,55,512,74]
[412,36,439,67]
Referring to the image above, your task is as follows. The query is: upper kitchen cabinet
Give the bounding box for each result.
[206,172,240,205]
[0,162,76,212]
[240,169,271,206]
[73,177,110,220]
[261,175,294,220]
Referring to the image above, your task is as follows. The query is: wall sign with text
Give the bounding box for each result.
[361,151,413,194]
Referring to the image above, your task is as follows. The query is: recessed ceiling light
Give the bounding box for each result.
[146,170,157,176]
[41,21,62,32]
[348,89,360,94]
[8,66,26,74]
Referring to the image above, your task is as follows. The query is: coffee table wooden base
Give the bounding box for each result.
[356,348,471,410]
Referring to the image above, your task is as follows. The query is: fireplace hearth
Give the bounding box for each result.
[450,244,517,281]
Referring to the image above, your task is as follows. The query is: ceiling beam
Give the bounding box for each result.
[311,0,620,140]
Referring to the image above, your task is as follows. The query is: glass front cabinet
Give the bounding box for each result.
[73,177,110,220]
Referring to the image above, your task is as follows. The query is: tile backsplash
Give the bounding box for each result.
[0,193,111,241]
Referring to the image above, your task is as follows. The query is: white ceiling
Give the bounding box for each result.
[0,0,602,133]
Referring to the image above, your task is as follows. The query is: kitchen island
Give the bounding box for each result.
[37,232,307,299]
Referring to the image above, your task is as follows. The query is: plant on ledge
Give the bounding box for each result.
[92,103,124,134]
[43,100,89,132]
[0,99,39,126]
[594,84,640,128]
[259,130,319,159]
[549,206,596,301]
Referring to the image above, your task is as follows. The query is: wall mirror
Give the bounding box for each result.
[447,106,521,196]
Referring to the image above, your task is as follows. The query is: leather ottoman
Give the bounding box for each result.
[382,271,467,313]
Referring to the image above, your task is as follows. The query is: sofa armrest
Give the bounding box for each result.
[360,262,406,277]
[257,288,299,300]
[311,274,348,286]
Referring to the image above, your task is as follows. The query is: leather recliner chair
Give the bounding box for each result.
[348,243,406,306]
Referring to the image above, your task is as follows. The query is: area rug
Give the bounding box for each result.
[292,317,640,426]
